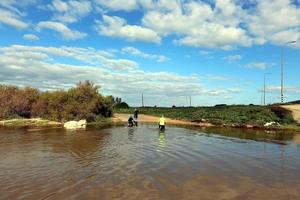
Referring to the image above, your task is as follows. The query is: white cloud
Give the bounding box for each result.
[103,59,138,70]
[0,44,243,106]
[47,0,92,23]
[269,29,300,48]
[0,9,28,29]
[204,74,229,81]
[36,21,86,40]
[49,0,68,12]
[245,62,275,70]
[199,51,212,56]
[23,34,39,41]
[0,45,200,101]
[122,46,169,62]
[224,54,242,62]
[1,0,298,50]
[260,86,300,94]
[199,50,214,59]
[139,0,299,49]
[95,15,161,44]
[1,44,136,70]
[94,0,179,12]
[205,88,241,96]
[142,0,252,49]
[92,0,300,49]
[0,0,37,15]
[0,0,39,29]
[247,0,300,46]
[94,0,139,11]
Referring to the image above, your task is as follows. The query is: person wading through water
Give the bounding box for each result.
[159,115,166,131]
[133,108,139,126]
[134,108,139,119]
[128,116,136,127]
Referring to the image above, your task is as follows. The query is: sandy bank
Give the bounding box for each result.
[0,118,62,127]
[112,113,300,132]
[281,104,300,124]
[112,113,214,127]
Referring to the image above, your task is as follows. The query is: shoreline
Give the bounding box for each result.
[281,105,300,124]
[0,118,62,127]
[112,113,214,127]
[112,113,300,132]
[1,113,299,132]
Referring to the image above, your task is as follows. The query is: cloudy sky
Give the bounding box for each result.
[0,0,299,106]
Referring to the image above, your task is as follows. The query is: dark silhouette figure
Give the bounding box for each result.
[134,108,139,119]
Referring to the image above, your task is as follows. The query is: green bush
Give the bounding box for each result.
[115,105,297,126]
[0,81,114,122]
[114,102,129,109]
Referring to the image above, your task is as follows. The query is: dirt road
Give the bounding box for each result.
[281,104,300,124]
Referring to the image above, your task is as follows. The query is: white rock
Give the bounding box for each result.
[264,121,279,127]
[64,119,87,130]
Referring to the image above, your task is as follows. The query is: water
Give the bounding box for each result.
[1,125,300,199]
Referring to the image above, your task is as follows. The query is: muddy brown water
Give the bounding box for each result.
[1,125,300,200]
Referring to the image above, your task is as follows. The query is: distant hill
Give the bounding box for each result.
[287,100,300,104]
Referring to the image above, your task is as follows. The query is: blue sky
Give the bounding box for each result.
[0,0,299,106]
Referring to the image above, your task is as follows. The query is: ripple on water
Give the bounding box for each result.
[1,125,300,199]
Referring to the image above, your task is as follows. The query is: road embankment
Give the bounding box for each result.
[281,104,300,124]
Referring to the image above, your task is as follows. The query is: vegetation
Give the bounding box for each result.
[1,81,297,130]
[0,118,61,127]
[113,97,129,109]
[115,105,298,127]
[196,126,296,143]
[0,81,114,122]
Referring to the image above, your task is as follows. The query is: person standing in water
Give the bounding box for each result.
[134,108,139,119]
[133,108,139,126]
[159,115,166,131]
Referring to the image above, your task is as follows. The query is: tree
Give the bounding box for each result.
[0,81,114,121]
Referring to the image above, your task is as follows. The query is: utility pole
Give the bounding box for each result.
[281,47,283,103]
[281,40,297,104]
[264,73,271,106]
[141,93,144,107]
[261,87,264,105]
[264,75,266,105]
[189,96,192,107]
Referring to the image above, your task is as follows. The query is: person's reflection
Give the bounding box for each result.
[158,130,167,148]
[128,127,135,141]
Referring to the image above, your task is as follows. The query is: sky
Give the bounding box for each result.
[0,0,299,107]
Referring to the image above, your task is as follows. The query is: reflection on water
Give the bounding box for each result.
[0,125,300,199]
[158,131,167,149]
[127,127,135,141]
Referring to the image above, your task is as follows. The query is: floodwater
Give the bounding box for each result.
[1,125,300,200]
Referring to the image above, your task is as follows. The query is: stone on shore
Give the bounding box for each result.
[64,120,87,130]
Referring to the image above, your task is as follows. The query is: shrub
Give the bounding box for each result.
[0,81,115,122]
[270,106,295,124]
[0,85,39,119]
[114,102,129,109]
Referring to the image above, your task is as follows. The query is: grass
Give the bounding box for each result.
[0,118,62,127]
[199,126,297,143]
[1,105,298,130]
[0,117,121,128]
[87,118,122,128]
[115,105,298,128]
